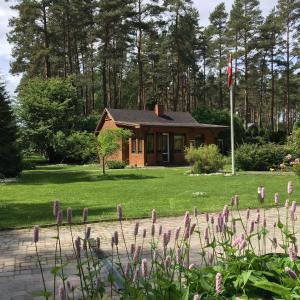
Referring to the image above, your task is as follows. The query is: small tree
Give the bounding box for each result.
[97,128,132,175]
[0,81,22,177]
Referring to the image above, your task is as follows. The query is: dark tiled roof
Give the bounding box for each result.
[96,108,227,131]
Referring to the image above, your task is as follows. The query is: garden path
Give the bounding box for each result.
[0,207,295,300]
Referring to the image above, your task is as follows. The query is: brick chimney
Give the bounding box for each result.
[154,103,164,117]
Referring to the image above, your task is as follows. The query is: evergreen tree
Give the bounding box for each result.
[0,82,22,177]
[208,2,228,109]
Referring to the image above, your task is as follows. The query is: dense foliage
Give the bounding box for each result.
[192,106,245,152]
[34,182,300,299]
[235,143,287,171]
[8,0,300,133]
[185,144,225,174]
[17,77,97,163]
[52,131,97,164]
[0,82,22,177]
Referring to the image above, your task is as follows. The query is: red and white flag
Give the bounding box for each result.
[227,54,233,88]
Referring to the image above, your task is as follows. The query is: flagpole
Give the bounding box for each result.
[230,84,235,175]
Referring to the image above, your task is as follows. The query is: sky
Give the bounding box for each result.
[0,0,277,96]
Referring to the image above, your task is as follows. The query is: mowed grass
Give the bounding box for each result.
[0,164,299,228]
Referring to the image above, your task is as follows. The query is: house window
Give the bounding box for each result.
[174,134,185,152]
[195,135,205,148]
[157,134,162,152]
[132,135,137,153]
[146,134,154,153]
[138,135,143,153]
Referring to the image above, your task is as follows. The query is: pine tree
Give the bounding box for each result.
[0,82,22,178]
[208,2,228,109]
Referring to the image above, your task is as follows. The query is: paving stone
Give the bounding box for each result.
[0,207,298,298]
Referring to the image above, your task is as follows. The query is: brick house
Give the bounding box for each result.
[95,104,227,167]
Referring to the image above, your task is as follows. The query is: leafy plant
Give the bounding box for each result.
[96,128,132,175]
[106,160,126,169]
[235,143,287,171]
[34,181,300,299]
[185,144,225,174]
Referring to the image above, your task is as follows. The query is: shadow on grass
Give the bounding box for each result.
[0,201,115,230]
[17,172,160,185]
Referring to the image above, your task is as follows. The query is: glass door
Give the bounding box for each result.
[162,133,170,163]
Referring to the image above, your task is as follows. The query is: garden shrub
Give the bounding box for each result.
[53,131,97,164]
[34,181,300,299]
[185,144,225,174]
[192,106,245,153]
[106,160,126,169]
[235,143,287,171]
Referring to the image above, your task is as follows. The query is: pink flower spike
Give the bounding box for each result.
[82,208,88,222]
[141,258,148,278]
[285,199,289,209]
[33,225,39,243]
[151,209,157,224]
[288,181,293,195]
[117,204,123,221]
[134,222,139,236]
[285,267,297,280]
[274,193,279,205]
[215,272,222,295]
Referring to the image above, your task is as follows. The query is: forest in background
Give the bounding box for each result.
[7,0,300,133]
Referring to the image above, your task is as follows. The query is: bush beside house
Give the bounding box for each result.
[185,144,225,174]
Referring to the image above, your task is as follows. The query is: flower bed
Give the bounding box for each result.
[33,181,300,299]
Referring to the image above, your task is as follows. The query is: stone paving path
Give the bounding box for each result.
[0,207,297,300]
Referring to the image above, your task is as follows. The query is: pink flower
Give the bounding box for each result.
[285,199,289,209]
[234,195,239,207]
[96,237,100,249]
[151,224,155,237]
[56,210,63,225]
[193,294,201,300]
[82,208,88,222]
[204,227,209,240]
[163,232,168,248]
[58,285,66,300]
[288,245,297,262]
[176,248,182,265]
[164,255,171,268]
[211,216,214,225]
[189,263,195,270]
[193,207,198,217]
[133,246,141,264]
[133,268,139,283]
[184,211,190,228]
[288,181,293,195]
[130,244,135,255]
[67,207,72,224]
[205,212,209,223]
[114,231,119,246]
[239,239,247,252]
[53,200,60,217]
[86,226,91,239]
[215,272,222,295]
[159,225,163,236]
[274,193,279,205]
[285,267,297,280]
[33,225,39,243]
[141,258,148,278]
[134,222,139,236]
[125,262,131,278]
[117,204,123,221]
[230,196,235,206]
[175,227,181,241]
[151,209,157,224]
[190,223,196,235]
[143,229,146,239]
[246,209,250,221]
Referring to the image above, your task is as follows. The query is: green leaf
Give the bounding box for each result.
[181,287,189,300]
[242,270,253,287]
[254,280,291,299]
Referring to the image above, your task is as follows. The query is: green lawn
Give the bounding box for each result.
[0,164,298,229]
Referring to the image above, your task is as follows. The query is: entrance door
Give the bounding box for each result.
[162,133,170,163]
